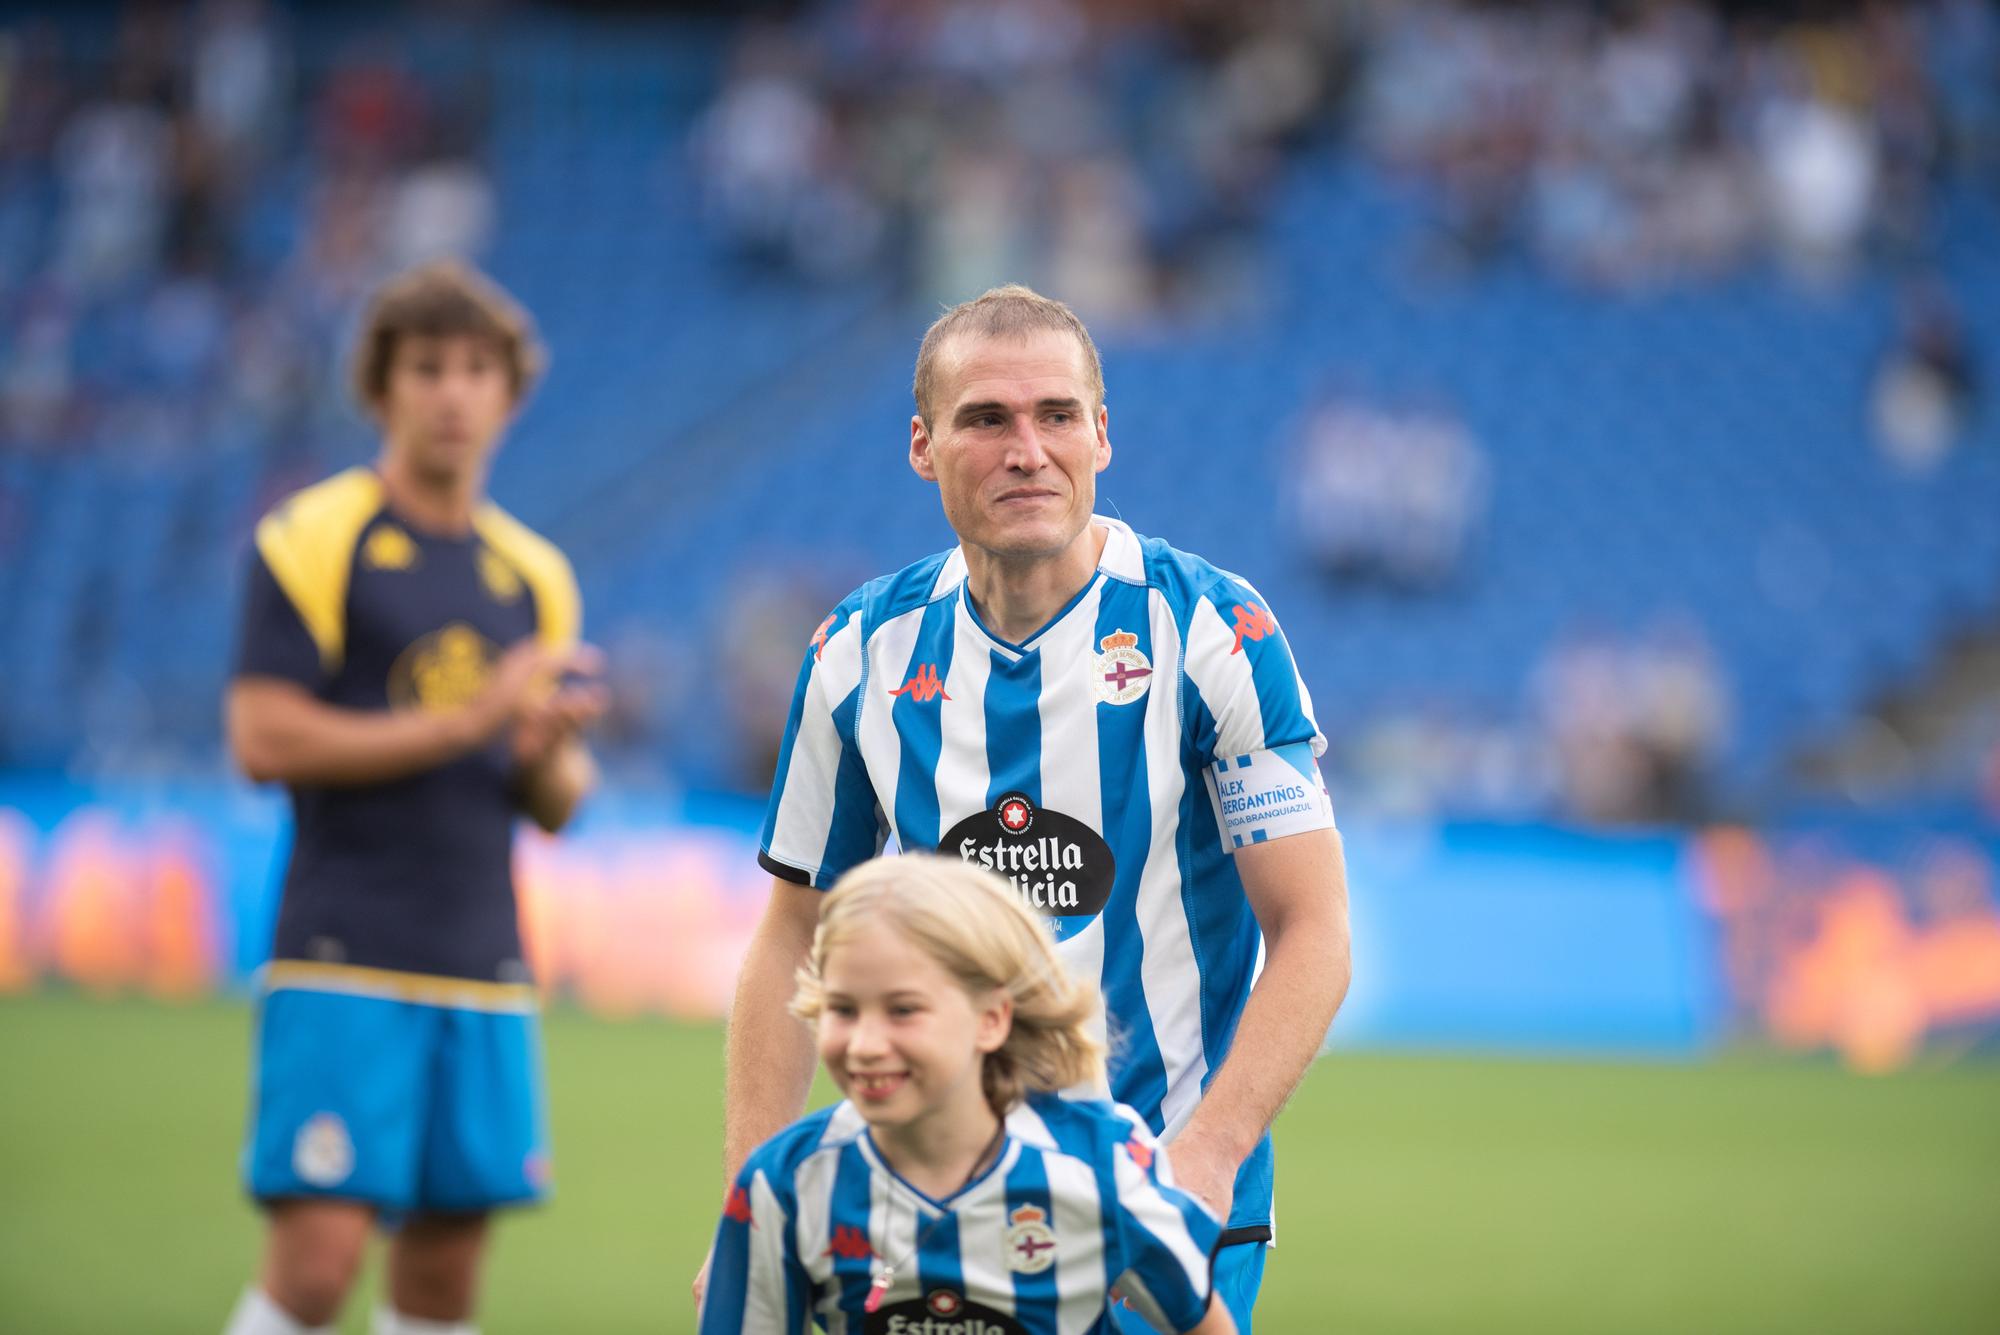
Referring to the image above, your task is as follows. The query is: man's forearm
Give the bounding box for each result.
[722,890,822,1187]
[228,682,485,787]
[1178,893,1350,1164]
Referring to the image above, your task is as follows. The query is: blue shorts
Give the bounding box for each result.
[243,973,550,1215]
[1113,1236,1267,1334]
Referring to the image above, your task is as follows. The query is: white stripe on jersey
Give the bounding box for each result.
[744,1169,797,1332]
[1042,1141,1113,1335]
[855,598,934,833]
[1183,594,1270,755]
[1136,587,1210,1137]
[936,615,994,822]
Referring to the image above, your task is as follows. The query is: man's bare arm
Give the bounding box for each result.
[695,876,825,1307]
[227,640,569,788]
[723,876,826,1186]
[1168,826,1351,1215]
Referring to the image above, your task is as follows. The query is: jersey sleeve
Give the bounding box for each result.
[1107,1119,1223,1333]
[1182,575,1336,850]
[758,600,887,888]
[699,1162,812,1335]
[233,548,326,689]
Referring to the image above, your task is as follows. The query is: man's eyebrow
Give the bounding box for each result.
[953,396,1087,420]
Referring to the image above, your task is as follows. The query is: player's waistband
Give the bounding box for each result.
[260,960,539,1013]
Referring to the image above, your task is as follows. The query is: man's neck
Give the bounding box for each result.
[376,453,482,537]
[963,521,1108,645]
[873,1102,1005,1201]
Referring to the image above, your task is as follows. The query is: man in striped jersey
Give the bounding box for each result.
[716,285,1351,1330]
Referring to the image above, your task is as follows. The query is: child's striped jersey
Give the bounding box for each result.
[701,1090,1222,1334]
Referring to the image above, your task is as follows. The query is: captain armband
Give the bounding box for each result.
[1203,740,1335,850]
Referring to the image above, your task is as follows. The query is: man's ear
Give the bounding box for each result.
[910,414,938,482]
[1094,403,1111,474]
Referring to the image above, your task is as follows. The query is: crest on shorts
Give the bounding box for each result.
[1092,629,1152,705]
[1004,1204,1058,1274]
[293,1112,354,1187]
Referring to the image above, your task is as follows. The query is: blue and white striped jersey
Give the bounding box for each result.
[760,518,1335,1231]
[699,1091,1222,1335]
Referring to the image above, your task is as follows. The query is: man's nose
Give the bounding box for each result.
[1001,414,1051,471]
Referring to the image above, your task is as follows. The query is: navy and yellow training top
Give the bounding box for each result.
[234,467,579,995]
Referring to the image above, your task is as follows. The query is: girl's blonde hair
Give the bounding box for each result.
[792,854,1108,1118]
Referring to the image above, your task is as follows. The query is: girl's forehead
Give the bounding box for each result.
[822,920,960,989]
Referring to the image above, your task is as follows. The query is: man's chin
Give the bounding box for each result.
[974,520,1088,562]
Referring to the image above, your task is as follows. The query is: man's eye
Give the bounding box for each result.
[827,1003,857,1018]
[890,1004,920,1017]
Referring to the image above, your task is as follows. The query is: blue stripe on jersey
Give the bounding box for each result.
[1092,579,1169,1129]
[914,1209,965,1310]
[1002,1144,1059,1315]
[818,681,884,887]
[829,1140,880,1312]
[700,1200,752,1333]
[890,595,959,854]
[858,552,953,641]
[983,645,1043,811]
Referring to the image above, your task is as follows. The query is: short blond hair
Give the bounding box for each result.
[792,854,1107,1118]
[912,284,1104,430]
[351,259,545,412]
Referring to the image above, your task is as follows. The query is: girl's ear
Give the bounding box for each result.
[974,988,1014,1055]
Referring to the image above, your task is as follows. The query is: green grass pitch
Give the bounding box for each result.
[2,993,1996,1333]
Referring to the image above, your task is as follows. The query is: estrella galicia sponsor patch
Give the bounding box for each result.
[941,793,1114,921]
[864,1291,1027,1335]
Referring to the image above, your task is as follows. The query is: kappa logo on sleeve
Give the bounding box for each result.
[1229,603,1277,655]
[723,1184,754,1224]
[810,614,836,661]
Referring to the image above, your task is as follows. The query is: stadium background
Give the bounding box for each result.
[1,0,1997,1330]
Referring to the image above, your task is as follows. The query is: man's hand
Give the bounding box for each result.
[510,644,608,770]
[1164,1125,1240,1224]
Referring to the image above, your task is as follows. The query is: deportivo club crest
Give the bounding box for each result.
[1093,629,1152,705]
[1004,1205,1058,1274]
[293,1112,354,1187]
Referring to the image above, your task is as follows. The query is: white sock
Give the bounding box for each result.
[371,1308,478,1335]
[223,1288,335,1335]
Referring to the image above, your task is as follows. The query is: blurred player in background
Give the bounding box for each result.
[221,260,605,1335]
[702,854,1237,1334]
[717,285,1351,1331]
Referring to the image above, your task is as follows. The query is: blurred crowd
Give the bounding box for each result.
[1288,389,1489,592]
[697,0,2000,306]
[1355,0,1997,289]
[0,0,495,493]
[1334,615,1732,826]
[694,0,1352,322]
